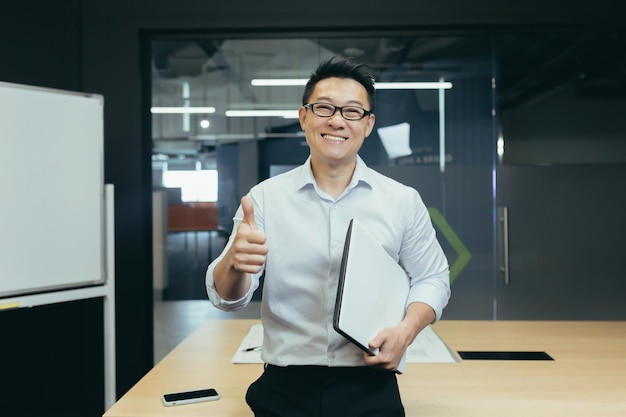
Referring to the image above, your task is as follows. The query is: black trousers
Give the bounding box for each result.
[245,365,405,417]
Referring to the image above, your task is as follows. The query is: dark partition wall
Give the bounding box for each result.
[496,165,626,319]
[0,4,107,417]
[0,298,104,417]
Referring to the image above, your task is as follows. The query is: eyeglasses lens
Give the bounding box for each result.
[311,103,366,120]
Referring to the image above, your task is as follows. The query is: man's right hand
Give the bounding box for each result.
[229,196,268,274]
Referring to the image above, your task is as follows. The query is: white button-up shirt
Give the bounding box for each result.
[206,156,450,367]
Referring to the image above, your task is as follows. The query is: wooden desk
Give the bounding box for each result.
[104,320,626,417]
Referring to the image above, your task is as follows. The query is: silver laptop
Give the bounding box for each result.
[333,218,410,371]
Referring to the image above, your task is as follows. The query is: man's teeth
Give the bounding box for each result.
[323,134,346,141]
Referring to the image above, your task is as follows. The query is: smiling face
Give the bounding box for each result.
[298,77,375,170]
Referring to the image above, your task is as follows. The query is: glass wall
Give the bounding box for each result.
[149,27,626,321]
[149,33,498,318]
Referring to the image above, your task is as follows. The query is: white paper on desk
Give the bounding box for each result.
[378,122,412,159]
[232,324,264,363]
[232,324,458,364]
[406,326,459,363]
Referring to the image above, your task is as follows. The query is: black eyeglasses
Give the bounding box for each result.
[303,102,373,121]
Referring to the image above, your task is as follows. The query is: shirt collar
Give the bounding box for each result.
[296,155,372,192]
[350,155,372,189]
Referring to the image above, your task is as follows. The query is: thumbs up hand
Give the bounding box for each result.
[229,196,268,274]
[240,195,259,230]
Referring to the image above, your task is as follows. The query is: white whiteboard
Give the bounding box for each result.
[0,81,105,298]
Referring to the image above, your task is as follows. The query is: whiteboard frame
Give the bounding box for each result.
[0,81,106,298]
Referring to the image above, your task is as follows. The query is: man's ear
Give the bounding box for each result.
[298,106,307,131]
[364,113,375,137]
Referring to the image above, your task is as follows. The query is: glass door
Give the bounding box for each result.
[493,29,626,319]
[369,44,498,319]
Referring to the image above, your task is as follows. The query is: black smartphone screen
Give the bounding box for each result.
[163,388,218,402]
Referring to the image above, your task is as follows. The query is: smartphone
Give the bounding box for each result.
[161,388,220,406]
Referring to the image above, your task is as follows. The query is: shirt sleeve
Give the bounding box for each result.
[205,257,258,311]
[400,190,451,321]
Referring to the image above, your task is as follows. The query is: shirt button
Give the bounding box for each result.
[329,352,336,359]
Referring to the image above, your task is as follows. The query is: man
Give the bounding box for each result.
[206,58,450,417]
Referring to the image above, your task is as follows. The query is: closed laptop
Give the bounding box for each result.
[333,218,410,372]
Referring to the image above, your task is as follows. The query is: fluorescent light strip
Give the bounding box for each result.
[225,110,299,118]
[251,79,452,89]
[151,107,216,114]
[251,79,308,86]
[376,82,452,90]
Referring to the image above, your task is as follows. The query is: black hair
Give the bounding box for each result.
[302,57,376,112]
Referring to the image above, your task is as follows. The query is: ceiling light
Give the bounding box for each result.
[225,110,299,118]
[251,79,308,86]
[376,82,452,90]
[250,79,452,89]
[151,107,216,114]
